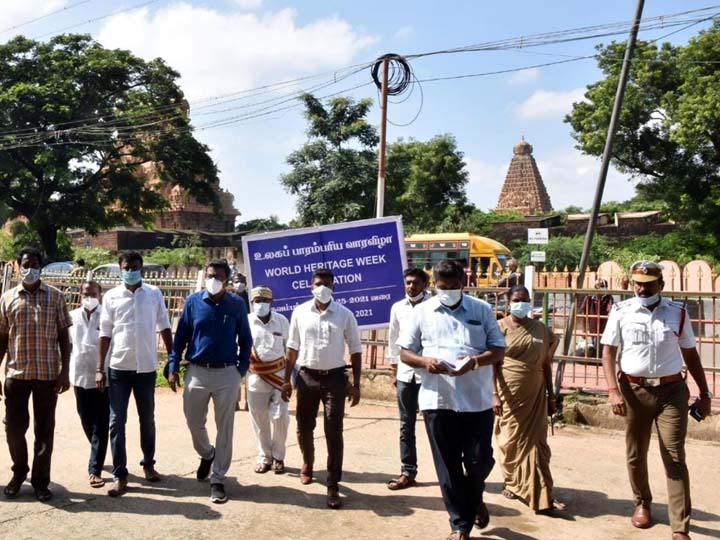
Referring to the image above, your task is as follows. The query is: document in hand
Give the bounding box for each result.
[431,345,478,373]
[438,355,473,373]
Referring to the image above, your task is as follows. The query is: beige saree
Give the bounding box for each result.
[494,317,556,512]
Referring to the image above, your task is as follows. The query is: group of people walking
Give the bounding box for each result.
[0,248,713,540]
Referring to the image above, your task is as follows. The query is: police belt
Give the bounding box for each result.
[621,372,683,388]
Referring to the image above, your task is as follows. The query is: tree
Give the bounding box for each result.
[566,23,720,252]
[281,94,378,226]
[0,34,219,260]
[236,215,288,233]
[515,235,612,270]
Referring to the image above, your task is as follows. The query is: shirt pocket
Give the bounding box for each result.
[463,322,487,349]
[622,322,649,346]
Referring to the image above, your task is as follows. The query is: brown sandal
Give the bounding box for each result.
[89,474,105,488]
[254,463,271,474]
[502,488,517,500]
[386,474,416,491]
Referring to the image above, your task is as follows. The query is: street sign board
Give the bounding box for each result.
[527,228,549,244]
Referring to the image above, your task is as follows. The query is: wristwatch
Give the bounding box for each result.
[700,391,714,399]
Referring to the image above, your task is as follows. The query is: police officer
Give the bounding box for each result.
[600,260,712,540]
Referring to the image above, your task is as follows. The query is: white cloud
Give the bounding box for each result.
[508,67,539,85]
[516,88,586,120]
[233,0,264,9]
[96,3,377,101]
[0,0,66,34]
[393,25,414,42]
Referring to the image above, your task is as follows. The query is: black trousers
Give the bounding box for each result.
[424,409,495,533]
[295,368,346,488]
[74,386,110,476]
[3,379,58,489]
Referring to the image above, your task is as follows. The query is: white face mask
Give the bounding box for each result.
[253,302,271,317]
[407,291,425,303]
[437,288,462,307]
[205,277,224,295]
[21,267,40,285]
[82,297,99,311]
[636,294,660,307]
[510,301,532,318]
[312,284,333,304]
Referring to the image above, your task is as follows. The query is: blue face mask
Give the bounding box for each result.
[122,270,142,286]
[510,301,532,318]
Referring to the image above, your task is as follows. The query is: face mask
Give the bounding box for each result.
[636,294,660,307]
[235,283,246,293]
[407,291,425,303]
[437,289,462,307]
[253,302,271,317]
[20,268,40,285]
[510,301,532,318]
[122,270,142,286]
[82,297,99,311]
[312,285,333,304]
[205,277,224,295]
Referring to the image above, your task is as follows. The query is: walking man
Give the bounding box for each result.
[69,280,110,488]
[283,268,362,509]
[399,259,505,540]
[168,260,252,503]
[97,251,173,497]
[386,268,430,491]
[248,285,290,475]
[601,260,712,540]
[0,247,72,501]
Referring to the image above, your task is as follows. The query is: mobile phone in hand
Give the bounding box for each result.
[689,404,703,422]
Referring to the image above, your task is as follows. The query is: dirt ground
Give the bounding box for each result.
[0,390,718,540]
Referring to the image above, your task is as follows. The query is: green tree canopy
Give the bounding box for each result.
[566,22,720,253]
[0,34,219,259]
[236,215,288,233]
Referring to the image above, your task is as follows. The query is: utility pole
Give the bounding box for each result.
[554,0,646,398]
[375,56,390,219]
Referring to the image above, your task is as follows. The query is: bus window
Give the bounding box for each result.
[477,257,490,278]
[496,254,509,274]
[491,262,501,279]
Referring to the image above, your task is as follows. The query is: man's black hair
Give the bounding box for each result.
[118,251,144,267]
[206,259,231,281]
[17,246,43,266]
[82,280,103,294]
[404,267,428,284]
[75,259,86,266]
[312,268,334,283]
[433,259,464,282]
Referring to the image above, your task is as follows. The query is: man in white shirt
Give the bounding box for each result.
[96,251,173,498]
[69,281,109,489]
[601,260,712,540]
[386,268,430,491]
[283,268,362,510]
[248,286,290,475]
[398,259,505,540]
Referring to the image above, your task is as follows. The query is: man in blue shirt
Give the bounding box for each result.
[168,260,252,504]
[399,259,505,540]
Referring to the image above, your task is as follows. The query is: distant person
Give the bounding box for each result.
[399,259,505,539]
[70,258,87,277]
[69,280,110,489]
[283,268,362,509]
[168,260,252,504]
[494,285,565,513]
[496,258,524,288]
[97,251,173,497]
[386,268,430,491]
[247,286,290,475]
[423,263,434,287]
[0,247,72,502]
[578,278,614,357]
[601,260,712,540]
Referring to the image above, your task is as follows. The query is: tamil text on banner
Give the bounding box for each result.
[241,217,406,330]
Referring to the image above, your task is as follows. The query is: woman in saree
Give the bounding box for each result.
[494,285,565,513]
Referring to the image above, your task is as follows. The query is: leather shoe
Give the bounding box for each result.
[326,486,342,509]
[300,464,313,485]
[672,533,691,540]
[143,467,161,482]
[108,478,128,498]
[631,505,652,529]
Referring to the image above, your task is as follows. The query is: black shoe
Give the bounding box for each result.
[34,487,52,502]
[210,483,227,504]
[197,448,215,481]
[474,501,490,529]
[3,476,25,499]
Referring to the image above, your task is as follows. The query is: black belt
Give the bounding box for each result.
[300,366,346,376]
[192,361,236,369]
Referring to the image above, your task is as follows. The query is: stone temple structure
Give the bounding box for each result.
[495,137,553,215]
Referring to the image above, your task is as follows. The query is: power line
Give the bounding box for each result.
[0,0,94,35]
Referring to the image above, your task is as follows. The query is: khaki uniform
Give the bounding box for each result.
[601,297,696,534]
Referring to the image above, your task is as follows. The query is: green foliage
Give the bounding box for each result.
[0,231,14,261]
[0,34,220,259]
[515,235,612,270]
[236,215,288,233]
[145,246,206,267]
[607,232,717,269]
[1,221,73,261]
[72,247,114,268]
[433,206,522,236]
[599,194,665,215]
[565,23,720,251]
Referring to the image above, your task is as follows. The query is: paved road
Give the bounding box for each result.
[0,390,718,540]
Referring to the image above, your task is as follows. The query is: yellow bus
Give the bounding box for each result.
[405,233,512,287]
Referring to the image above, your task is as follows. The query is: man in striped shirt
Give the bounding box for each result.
[0,246,72,502]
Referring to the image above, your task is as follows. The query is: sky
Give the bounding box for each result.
[1,0,717,224]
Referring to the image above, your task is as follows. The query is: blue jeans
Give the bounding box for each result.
[108,369,156,480]
[424,409,495,534]
[396,379,420,478]
[74,387,110,476]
